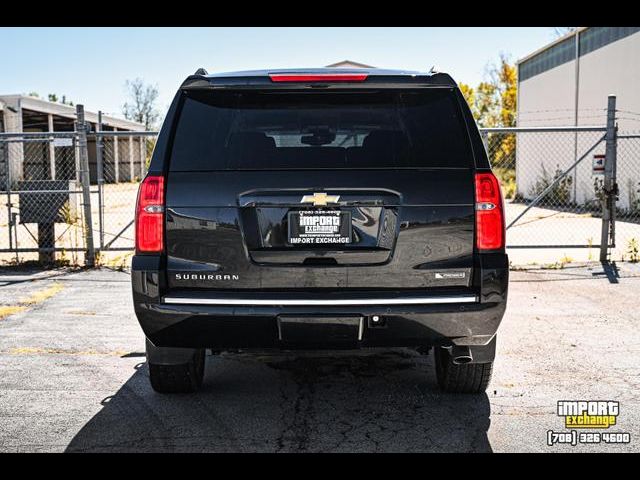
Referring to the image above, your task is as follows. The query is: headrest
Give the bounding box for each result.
[362,130,407,150]
[227,132,276,150]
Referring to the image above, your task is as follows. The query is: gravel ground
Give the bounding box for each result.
[0,262,638,452]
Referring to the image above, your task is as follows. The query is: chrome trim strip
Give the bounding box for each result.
[161,295,478,306]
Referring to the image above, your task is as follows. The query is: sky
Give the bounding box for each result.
[0,27,558,121]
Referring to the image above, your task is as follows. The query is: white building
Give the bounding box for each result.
[516,27,640,209]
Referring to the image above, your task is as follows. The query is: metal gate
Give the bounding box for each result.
[0,130,90,265]
[479,95,635,264]
[91,126,157,254]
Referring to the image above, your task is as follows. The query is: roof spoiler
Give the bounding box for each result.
[180,70,457,89]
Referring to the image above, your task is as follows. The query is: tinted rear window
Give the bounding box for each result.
[169,89,472,171]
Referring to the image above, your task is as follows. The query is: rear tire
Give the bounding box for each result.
[147,347,206,394]
[434,347,492,394]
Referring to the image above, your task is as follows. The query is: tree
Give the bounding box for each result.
[458,81,500,128]
[489,53,517,128]
[486,54,518,169]
[459,82,476,118]
[47,93,74,106]
[26,92,74,105]
[552,27,578,38]
[459,53,517,129]
[475,81,500,128]
[123,78,160,130]
[459,54,519,196]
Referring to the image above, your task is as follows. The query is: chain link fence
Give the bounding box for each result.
[0,105,158,267]
[1,99,638,267]
[482,122,640,264]
[94,132,156,255]
[0,132,87,265]
[614,133,640,262]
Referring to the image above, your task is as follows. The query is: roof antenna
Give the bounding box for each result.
[428,65,439,74]
[194,68,208,75]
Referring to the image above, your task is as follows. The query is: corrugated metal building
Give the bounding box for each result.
[516,27,640,209]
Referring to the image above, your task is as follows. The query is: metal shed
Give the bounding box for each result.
[0,95,146,184]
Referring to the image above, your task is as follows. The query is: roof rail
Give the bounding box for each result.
[194,68,208,75]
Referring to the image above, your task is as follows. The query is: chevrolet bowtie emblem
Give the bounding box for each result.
[300,192,341,206]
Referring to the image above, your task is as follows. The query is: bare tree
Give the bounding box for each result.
[123,78,160,130]
[552,27,578,38]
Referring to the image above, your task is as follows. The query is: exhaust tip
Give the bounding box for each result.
[452,355,473,365]
[448,345,473,365]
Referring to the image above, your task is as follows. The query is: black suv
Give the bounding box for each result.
[132,68,508,394]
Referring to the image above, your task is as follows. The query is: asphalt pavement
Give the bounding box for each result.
[0,263,638,452]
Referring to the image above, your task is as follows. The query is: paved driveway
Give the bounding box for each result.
[0,263,638,452]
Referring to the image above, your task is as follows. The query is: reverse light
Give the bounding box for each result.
[135,175,165,253]
[269,73,368,83]
[474,172,505,251]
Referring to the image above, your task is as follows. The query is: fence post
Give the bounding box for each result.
[600,95,617,262]
[76,105,96,267]
[47,113,56,180]
[139,135,144,178]
[128,135,134,181]
[114,128,119,183]
[96,111,105,250]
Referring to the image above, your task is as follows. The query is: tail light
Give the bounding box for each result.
[475,172,505,251]
[135,175,165,253]
[269,73,368,82]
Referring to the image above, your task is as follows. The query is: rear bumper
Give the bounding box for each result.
[132,254,508,354]
[136,298,505,348]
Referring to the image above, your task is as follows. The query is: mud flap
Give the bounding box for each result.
[145,337,201,366]
[468,336,497,364]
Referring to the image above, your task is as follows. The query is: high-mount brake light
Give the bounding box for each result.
[474,172,505,251]
[135,175,165,253]
[268,73,368,83]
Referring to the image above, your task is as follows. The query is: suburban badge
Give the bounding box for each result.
[175,273,239,281]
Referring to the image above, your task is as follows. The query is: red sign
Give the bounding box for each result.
[593,154,605,174]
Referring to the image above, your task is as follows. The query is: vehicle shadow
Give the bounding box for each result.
[65,349,492,452]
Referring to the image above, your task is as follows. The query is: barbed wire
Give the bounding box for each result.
[616,110,640,117]
[517,107,606,114]
[515,114,608,124]
[617,117,640,123]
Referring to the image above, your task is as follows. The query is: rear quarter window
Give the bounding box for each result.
[169,89,473,171]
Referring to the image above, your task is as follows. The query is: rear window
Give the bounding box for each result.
[169,89,472,171]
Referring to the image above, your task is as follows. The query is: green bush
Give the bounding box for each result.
[627,238,639,263]
[530,164,573,206]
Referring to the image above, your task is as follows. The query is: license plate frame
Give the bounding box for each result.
[288,210,352,246]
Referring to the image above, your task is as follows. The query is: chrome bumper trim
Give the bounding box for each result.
[162,295,478,306]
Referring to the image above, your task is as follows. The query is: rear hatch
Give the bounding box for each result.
[164,87,476,291]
